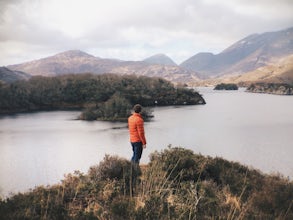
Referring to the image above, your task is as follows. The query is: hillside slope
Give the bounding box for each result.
[180,27,293,77]
[0,147,292,219]
[0,67,31,83]
[222,55,293,85]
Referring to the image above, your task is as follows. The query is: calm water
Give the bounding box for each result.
[1,88,293,197]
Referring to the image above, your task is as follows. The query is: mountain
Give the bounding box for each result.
[191,54,293,87]
[224,54,293,85]
[109,61,199,83]
[8,50,122,76]
[143,53,177,66]
[6,27,293,85]
[8,50,200,83]
[0,67,31,83]
[180,27,293,78]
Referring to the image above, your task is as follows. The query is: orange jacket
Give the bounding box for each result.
[128,113,146,145]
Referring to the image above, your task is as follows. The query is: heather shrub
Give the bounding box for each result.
[149,146,208,181]
[1,147,292,219]
[88,155,132,181]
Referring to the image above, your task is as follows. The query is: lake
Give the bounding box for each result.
[1,88,293,197]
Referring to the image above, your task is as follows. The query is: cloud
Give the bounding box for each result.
[0,0,292,66]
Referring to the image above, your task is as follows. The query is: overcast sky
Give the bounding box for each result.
[0,0,293,66]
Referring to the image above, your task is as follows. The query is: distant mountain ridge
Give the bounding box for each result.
[180,27,293,77]
[6,26,293,84]
[8,50,120,76]
[8,50,199,83]
[143,54,177,66]
[0,67,31,83]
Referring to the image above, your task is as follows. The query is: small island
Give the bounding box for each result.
[247,83,293,95]
[214,83,238,90]
[0,73,206,121]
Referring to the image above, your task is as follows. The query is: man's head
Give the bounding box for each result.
[133,104,142,113]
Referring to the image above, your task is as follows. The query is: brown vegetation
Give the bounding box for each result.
[1,147,292,219]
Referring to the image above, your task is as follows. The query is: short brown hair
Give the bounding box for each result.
[133,104,142,113]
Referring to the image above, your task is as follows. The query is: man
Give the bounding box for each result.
[128,104,147,164]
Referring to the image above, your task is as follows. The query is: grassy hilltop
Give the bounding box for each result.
[0,147,292,219]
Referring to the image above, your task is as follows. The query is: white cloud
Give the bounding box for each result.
[0,0,292,66]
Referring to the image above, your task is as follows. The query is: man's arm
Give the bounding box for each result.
[137,119,146,145]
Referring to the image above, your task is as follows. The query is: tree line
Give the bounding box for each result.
[214,83,238,90]
[0,73,205,120]
[247,82,293,95]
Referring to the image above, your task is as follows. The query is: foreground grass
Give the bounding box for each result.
[0,147,292,219]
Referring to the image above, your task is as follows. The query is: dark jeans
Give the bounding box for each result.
[130,142,143,196]
[131,142,143,164]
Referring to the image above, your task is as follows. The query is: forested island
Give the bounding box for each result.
[246,83,293,95]
[0,74,205,121]
[214,83,238,90]
[0,147,292,219]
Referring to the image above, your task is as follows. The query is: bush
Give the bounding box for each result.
[214,83,238,90]
[88,155,131,181]
[149,146,207,181]
[110,197,135,220]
